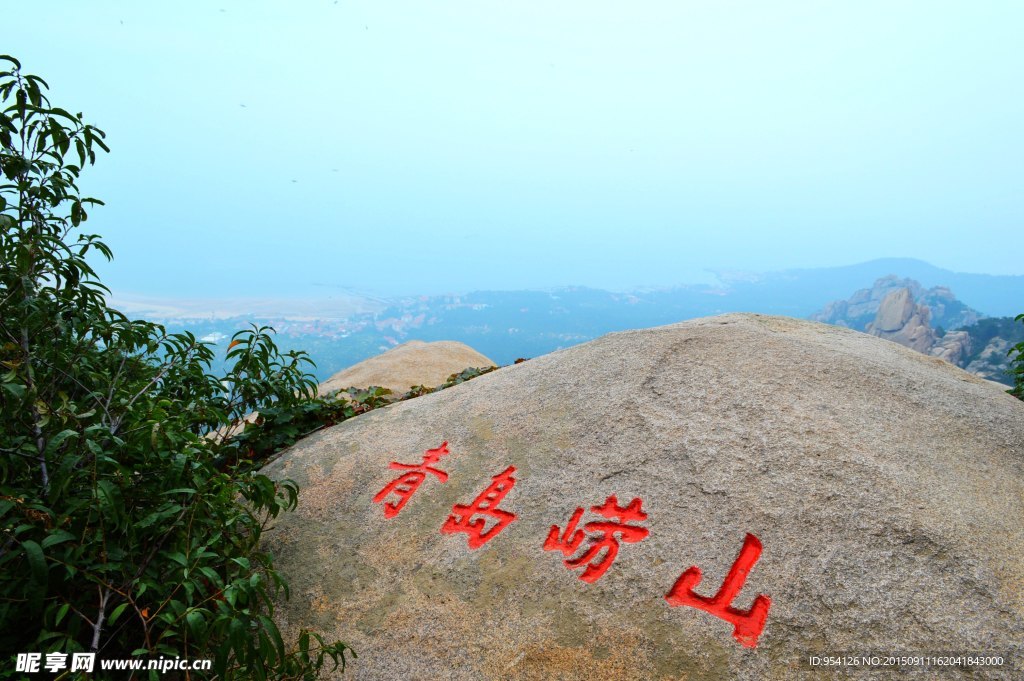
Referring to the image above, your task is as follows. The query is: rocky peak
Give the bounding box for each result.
[810,276,982,332]
[865,287,937,353]
[808,277,1010,381]
[868,287,915,332]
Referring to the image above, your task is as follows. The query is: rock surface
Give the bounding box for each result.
[263,314,1024,680]
[318,340,496,396]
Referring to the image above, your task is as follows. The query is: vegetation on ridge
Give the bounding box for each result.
[1008,314,1024,400]
[228,365,499,470]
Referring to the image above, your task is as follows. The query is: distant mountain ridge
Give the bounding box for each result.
[362,260,1022,366]
[155,259,1023,383]
[120,258,1024,322]
[708,258,1024,318]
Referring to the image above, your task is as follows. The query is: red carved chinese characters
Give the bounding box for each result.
[664,533,772,648]
[372,442,451,518]
[544,496,649,583]
[373,446,774,648]
[441,466,518,549]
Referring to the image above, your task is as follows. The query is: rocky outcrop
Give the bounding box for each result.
[810,275,913,330]
[929,330,972,365]
[924,285,982,330]
[812,278,1008,382]
[868,287,915,332]
[318,340,495,396]
[865,288,937,353]
[263,314,1024,680]
[811,275,983,332]
[965,337,1014,384]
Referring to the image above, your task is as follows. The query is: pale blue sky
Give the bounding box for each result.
[5,1,1023,297]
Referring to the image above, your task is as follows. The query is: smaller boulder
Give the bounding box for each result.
[318,340,496,396]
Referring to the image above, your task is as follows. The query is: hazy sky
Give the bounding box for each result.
[5,1,1023,298]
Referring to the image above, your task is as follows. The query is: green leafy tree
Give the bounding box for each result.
[1008,313,1024,400]
[0,56,351,678]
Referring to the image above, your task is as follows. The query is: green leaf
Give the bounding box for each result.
[258,615,286,660]
[108,602,130,625]
[96,479,120,509]
[22,540,47,585]
[2,382,26,399]
[45,428,79,454]
[198,566,221,585]
[41,530,75,549]
[186,609,204,636]
[166,551,188,567]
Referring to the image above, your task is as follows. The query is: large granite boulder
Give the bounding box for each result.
[263,314,1024,679]
[318,340,496,396]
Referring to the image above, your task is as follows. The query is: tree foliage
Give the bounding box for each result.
[0,56,351,679]
[1008,313,1024,400]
